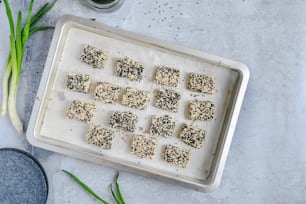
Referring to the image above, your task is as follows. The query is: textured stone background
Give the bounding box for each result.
[0,0,306,203]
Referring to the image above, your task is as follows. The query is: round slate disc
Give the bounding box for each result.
[0,148,48,204]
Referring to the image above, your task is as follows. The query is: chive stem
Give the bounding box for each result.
[62,170,110,204]
[29,26,54,36]
[115,173,126,204]
[110,184,122,204]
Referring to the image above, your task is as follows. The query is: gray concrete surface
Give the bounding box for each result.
[0,0,305,203]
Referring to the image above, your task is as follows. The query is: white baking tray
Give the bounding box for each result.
[26,15,249,192]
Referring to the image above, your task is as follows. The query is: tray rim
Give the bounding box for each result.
[26,15,249,192]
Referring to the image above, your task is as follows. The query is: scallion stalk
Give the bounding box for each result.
[2,0,57,133]
[62,170,127,204]
[112,173,126,204]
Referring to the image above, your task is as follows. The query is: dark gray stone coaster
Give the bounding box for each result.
[0,148,48,204]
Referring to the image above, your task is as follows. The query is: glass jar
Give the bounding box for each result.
[84,0,124,11]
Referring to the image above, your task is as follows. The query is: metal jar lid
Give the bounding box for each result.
[84,0,125,12]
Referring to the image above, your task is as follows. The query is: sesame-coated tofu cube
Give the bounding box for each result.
[120,87,150,110]
[179,124,206,148]
[80,45,108,69]
[154,66,180,87]
[109,111,138,132]
[154,89,181,112]
[66,100,96,123]
[85,124,114,149]
[66,72,91,94]
[115,57,144,81]
[164,145,191,168]
[188,101,215,121]
[149,115,176,137]
[94,81,121,104]
[187,73,215,94]
[131,135,157,159]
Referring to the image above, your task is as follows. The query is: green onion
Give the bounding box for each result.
[29,26,55,36]
[114,173,126,204]
[110,173,126,204]
[4,0,23,133]
[61,170,127,204]
[30,0,57,28]
[62,170,110,204]
[1,0,57,133]
[110,184,122,204]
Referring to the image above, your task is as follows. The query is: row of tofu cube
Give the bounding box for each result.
[66,103,201,168]
[80,45,216,93]
[87,123,191,168]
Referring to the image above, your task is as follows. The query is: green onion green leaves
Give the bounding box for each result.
[62,170,109,204]
[112,173,126,204]
[62,170,127,204]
